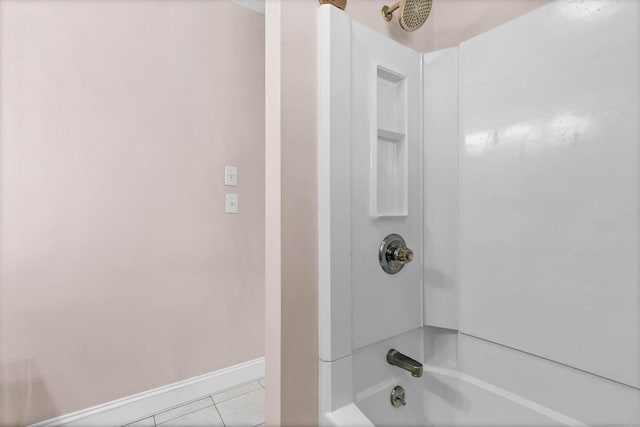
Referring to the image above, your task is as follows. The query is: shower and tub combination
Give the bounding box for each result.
[318,0,640,426]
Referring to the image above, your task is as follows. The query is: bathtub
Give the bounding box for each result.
[320,327,588,427]
[323,363,587,427]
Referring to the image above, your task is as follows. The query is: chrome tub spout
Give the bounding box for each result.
[387,349,423,378]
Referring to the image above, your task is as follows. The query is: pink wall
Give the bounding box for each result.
[265,1,319,425]
[426,0,552,51]
[265,0,551,425]
[264,0,283,425]
[0,1,265,425]
[347,0,552,52]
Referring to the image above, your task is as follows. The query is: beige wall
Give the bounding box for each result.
[0,1,265,425]
[265,0,551,425]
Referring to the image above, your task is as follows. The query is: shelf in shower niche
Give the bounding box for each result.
[372,127,407,217]
[377,128,405,142]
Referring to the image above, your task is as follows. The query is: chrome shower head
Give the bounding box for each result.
[382,0,432,32]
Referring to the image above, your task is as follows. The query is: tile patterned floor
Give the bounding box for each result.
[123,378,265,427]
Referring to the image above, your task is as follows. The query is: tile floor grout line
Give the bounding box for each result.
[121,415,157,427]
[212,401,227,427]
[215,388,265,427]
[212,381,263,404]
[154,396,215,426]
[123,381,264,427]
[215,387,265,408]
[153,395,214,419]
[158,405,221,426]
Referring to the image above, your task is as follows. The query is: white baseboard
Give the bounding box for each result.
[30,357,265,427]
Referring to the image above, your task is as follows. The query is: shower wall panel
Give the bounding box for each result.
[458,0,639,388]
[350,20,423,351]
[423,47,459,330]
[318,5,423,360]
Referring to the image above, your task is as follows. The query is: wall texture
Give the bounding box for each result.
[0,1,265,425]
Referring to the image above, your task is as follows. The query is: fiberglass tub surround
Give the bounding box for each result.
[318,0,640,426]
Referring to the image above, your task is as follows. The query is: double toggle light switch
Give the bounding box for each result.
[225,166,238,213]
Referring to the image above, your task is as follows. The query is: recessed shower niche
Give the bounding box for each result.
[373,67,408,217]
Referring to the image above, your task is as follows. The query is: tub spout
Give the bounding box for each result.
[387,349,423,378]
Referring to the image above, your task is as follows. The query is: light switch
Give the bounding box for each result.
[225,166,238,186]
[225,193,238,213]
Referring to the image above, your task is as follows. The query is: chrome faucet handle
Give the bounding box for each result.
[379,234,414,274]
[394,247,414,264]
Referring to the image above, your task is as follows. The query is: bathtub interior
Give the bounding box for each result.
[344,328,584,427]
[355,367,574,427]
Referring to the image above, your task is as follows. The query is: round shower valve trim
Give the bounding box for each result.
[379,233,414,274]
[390,385,407,407]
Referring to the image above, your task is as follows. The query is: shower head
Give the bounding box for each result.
[382,0,432,32]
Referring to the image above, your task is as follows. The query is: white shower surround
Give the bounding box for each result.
[318,0,640,425]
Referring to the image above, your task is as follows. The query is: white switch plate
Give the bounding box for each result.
[225,193,238,213]
[225,166,238,186]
